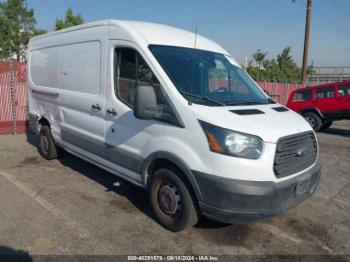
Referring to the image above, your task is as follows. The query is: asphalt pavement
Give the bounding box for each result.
[0,121,349,257]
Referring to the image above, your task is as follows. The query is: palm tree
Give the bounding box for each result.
[252,49,267,69]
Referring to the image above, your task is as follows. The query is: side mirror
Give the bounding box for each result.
[134,85,158,119]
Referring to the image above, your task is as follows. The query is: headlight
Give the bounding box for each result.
[199,121,264,159]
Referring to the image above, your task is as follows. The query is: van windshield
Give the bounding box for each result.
[149,45,270,106]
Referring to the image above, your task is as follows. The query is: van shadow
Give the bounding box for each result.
[25,132,230,230]
[58,153,155,220]
[0,246,32,262]
[25,131,155,220]
[321,127,350,137]
[58,153,231,229]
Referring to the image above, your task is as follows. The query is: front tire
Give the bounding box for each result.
[149,168,199,232]
[38,125,58,160]
[302,112,322,131]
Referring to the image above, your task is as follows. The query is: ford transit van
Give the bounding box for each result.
[28,20,321,232]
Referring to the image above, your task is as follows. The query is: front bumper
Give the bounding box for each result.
[193,161,321,223]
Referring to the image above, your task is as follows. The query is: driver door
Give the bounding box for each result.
[104,41,163,182]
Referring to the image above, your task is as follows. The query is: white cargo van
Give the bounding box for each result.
[28,20,321,232]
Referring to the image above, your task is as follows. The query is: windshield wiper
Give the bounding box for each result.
[225,100,269,106]
[180,91,225,106]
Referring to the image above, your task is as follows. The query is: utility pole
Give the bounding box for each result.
[301,0,312,85]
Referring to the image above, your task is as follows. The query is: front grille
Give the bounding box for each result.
[274,132,317,178]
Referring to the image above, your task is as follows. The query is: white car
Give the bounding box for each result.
[28,20,321,232]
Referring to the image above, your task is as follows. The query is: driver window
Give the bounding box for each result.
[114,48,162,108]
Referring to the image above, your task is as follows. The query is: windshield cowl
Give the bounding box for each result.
[224,99,275,106]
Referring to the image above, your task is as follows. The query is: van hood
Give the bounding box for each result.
[191,104,313,143]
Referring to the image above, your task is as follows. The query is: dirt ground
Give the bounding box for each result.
[0,121,349,257]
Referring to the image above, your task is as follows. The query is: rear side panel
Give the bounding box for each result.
[28,35,61,137]
[28,27,109,160]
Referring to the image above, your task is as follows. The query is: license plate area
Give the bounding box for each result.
[295,178,310,197]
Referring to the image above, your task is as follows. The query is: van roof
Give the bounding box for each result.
[30,19,231,57]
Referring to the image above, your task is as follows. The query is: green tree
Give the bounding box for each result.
[0,0,45,61]
[245,50,268,81]
[55,7,84,30]
[252,49,267,69]
[246,47,313,83]
[263,59,282,82]
[276,47,301,82]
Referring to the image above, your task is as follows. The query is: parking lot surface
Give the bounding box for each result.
[0,121,349,256]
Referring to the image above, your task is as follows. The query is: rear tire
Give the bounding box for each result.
[302,112,322,131]
[38,125,58,160]
[149,168,199,232]
[320,121,332,130]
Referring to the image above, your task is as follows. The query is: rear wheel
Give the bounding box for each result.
[302,112,322,131]
[38,125,58,160]
[320,121,333,130]
[149,168,199,232]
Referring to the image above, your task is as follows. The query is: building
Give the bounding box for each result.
[308,66,350,85]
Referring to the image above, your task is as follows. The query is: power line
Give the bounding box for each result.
[296,0,350,40]
[313,2,350,35]
[310,50,350,55]
[311,48,350,52]
[264,49,350,59]
[310,53,350,57]
[333,0,350,17]
[313,11,350,39]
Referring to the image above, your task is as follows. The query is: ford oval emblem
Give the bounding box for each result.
[295,147,307,157]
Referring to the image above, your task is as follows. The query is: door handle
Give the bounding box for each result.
[91,104,101,111]
[106,108,117,116]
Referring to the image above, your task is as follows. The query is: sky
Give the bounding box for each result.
[26,0,350,67]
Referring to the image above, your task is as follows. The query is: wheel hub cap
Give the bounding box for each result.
[158,185,180,215]
[305,116,315,127]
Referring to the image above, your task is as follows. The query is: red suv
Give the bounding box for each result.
[287,81,350,131]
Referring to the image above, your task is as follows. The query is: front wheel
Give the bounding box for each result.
[302,112,322,131]
[149,168,199,232]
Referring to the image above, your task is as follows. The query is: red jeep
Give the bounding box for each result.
[287,81,350,131]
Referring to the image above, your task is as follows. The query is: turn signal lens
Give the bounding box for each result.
[206,132,225,153]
